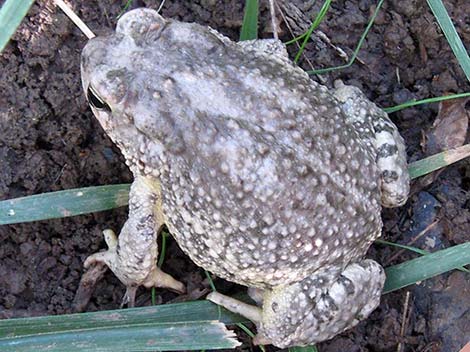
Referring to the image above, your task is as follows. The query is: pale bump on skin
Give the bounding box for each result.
[81,8,409,347]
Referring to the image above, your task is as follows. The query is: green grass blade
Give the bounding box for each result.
[293,0,332,63]
[1,323,238,351]
[117,0,133,19]
[236,323,267,352]
[0,301,246,351]
[0,0,35,53]
[376,239,430,255]
[377,239,469,273]
[426,0,470,82]
[240,0,258,41]
[289,346,318,352]
[307,0,385,75]
[383,242,470,294]
[383,92,470,113]
[408,144,470,179]
[0,184,130,225]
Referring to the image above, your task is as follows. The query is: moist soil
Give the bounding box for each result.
[0,1,469,351]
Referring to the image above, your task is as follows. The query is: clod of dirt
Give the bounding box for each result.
[383,12,416,68]
[402,192,445,250]
[413,271,470,352]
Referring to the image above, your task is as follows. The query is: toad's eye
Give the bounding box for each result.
[87,85,111,112]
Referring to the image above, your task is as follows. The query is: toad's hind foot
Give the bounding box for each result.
[208,260,386,348]
[84,229,185,307]
[260,259,386,347]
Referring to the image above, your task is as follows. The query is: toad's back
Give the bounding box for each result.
[81,10,408,346]
[122,21,384,288]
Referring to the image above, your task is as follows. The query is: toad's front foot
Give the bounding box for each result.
[84,229,185,307]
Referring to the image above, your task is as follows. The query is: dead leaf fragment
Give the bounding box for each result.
[426,96,469,155]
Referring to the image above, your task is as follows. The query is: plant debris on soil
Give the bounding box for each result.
[0,1,469,351]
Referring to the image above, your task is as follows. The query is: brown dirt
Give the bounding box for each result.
[0,0,469,351]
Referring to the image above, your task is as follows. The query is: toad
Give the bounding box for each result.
[80,8,409,347]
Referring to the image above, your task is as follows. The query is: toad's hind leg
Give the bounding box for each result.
[334,81,410,207]
[208,260,385,348]
[84,176,185,307]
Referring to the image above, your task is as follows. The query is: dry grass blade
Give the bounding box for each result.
[408,144,470,180]
[54,0,95,38]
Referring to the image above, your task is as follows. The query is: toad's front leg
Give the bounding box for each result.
[84,176,185,307]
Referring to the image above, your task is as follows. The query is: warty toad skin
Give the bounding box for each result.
[80,8,410,347]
